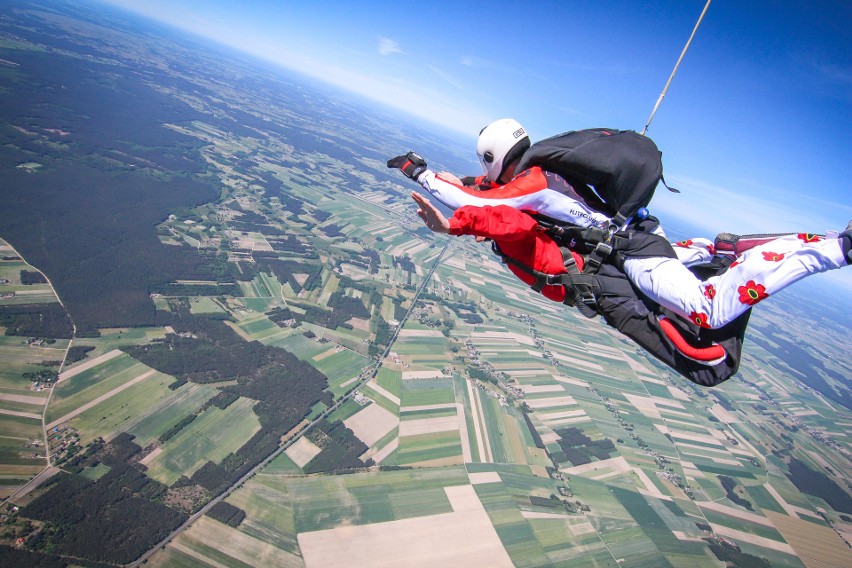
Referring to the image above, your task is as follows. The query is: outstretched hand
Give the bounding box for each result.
[412,192,450,234]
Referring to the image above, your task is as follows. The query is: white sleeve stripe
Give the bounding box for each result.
[418,170,609,228]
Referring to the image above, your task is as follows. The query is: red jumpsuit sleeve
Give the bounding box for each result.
[448,205,586,273]
[448,205,540,242]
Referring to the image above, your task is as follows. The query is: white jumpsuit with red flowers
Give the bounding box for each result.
[416,168,848,329]
[627,234,847,329]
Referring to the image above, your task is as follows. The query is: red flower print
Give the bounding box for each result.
[738,280,769,305]
[762,251,785,262]
[689,311,711,328]
[797,233,822,244]
[707,244,716,255]
[675,239,693,248]
[703,284,716,300]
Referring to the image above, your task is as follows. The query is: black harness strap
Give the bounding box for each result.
[490,242,601,314]
[583,240,614,274]
[489,216,676,318]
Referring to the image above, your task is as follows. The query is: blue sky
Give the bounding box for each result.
[102,0,851,291]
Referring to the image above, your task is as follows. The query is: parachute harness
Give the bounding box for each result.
[490,215,674,318]
[491,219,632,319]
[491,239,600,317]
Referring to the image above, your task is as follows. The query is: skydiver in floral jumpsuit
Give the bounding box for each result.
[388,119,851,331]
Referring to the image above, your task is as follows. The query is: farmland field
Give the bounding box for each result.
[144,397,261,484]
[188,297,227,315]
[69,373,219,445]
[400,377,455,407]
[0,335,67,391]
[45,352,151,423]
[69,328,169,359]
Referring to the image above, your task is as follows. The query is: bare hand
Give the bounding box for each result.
[412,192,450,233]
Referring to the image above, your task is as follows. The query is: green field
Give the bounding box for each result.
[400,405,456,420]
[701,508,786,541]
[144,397,262,485]
[475,481,551,566]
[189,297,227,315]
[69,373,219,445]
[0,413,42,440]
[309,348,369,395]
[0,334,67,390]
[611,487,704,557]
[236,315,285,341]
[45,353,151,423]
[148,515,302,568]
[227,466,468,539]
[400,377,455,407]
[0,413,44,487]
[0,435,43,467]
[269,333,326,359]
[375,368,402,398]
[263,451,302,475]
[324,398,363,424]
[393,335,451,357]
[396,430,461,466]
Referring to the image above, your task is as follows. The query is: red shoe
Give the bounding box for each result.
[714,232,796,256]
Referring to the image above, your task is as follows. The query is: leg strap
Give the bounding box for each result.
[658,316,726,365]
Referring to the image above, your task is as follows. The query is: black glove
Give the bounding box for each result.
[387,152,427,180]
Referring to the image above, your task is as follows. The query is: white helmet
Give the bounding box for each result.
[476,118,530,182]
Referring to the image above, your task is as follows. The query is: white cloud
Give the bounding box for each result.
[378,37,402,56]
[651,173,851,237]
[426,64,465,91]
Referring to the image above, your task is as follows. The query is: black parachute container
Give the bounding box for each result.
[516,128,667,226]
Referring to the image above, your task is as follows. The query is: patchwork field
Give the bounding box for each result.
[66,373,221,445]
[12,157,847,568]
[46,351,155,424]
[298,484,513,568]
[4,31,850,567]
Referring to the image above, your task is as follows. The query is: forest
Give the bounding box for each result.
[125,315,296,383]
[786,458,852,514]
[750,334,852,411]
[551,427,616,466]
[21,436,186,565]
[254,258,323,294]
[19,270,47,284]
[299,289,371,330]
[303,419,373,474]
[206,501,246,528]
[706,539,771,568]
[718,475,753,510]
[0,304,73,338]
[0,31,231,333]
[0,546,77,568]
[17,305,335,563]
